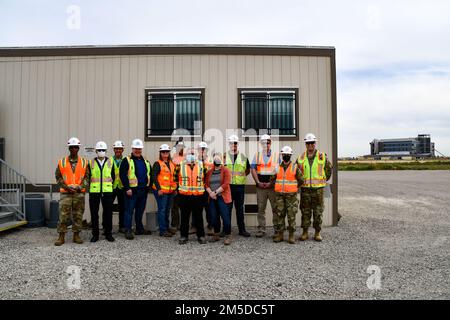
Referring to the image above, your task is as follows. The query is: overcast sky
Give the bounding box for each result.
[1,0,449,157]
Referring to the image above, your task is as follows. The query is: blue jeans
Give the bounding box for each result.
[209,196,231,235]
[124,188,148,232]
[229,184,246,233]
[153,191,174,235]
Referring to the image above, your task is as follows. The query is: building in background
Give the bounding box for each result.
[0,44,338,228]
[370,134,435,159]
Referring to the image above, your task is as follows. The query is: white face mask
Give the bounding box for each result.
[97,151,106,158]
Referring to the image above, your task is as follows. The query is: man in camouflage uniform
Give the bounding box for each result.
[54,137,89,246]
[273,146,302,244]
[297,133,332,242]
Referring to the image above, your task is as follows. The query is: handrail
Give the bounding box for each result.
[0,158,53,222]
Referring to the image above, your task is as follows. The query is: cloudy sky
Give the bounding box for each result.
[1,0,449,157]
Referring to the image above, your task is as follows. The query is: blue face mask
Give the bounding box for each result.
[186,154,196,163]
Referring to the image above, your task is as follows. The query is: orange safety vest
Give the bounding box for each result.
[153,160,177,193]
[58,156,87,193]
[178,161,205,196]
[274,162,299,193]
[256,151,279,175]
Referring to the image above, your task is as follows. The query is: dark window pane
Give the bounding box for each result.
[149,94,174,135]
[243,93,267,131]
[175,94,201,135]
[270,93,295,135]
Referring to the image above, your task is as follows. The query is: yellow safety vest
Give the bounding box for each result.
[112,157,123,189]
[297,151,327,188]
[225,152,247,185]
[89,158,113,193]
[126,156,151,188]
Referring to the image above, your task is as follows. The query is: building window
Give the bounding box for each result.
[239,89,297,137]
[146,89,204,138]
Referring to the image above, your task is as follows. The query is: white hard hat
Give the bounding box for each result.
[281,146,293,155]
[159,144,171,152]
[113,140,124,148]
[304,133,317,143]
[131,138,144,149]
[95,141,108,150]
[197,141,208,149]
[228,134,239,143]
[260,134,271,142]
[67,137,81,147]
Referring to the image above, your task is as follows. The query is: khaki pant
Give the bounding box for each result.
[256,187,277,231]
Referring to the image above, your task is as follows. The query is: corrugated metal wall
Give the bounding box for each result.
[0,54,334,226]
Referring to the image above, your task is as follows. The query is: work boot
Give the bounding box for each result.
[224,235,232,246]
[273,231,284,243]
[168,227,177,235]
[54,233,65,246]
[105,234,115,242]
[198,237,207,244]
[255,230,265,238]
[125,230,134,240]
[299,228,309,241]
[239,230,251,237]
[90,235,99,243]
[288,232,295,244]
[314,230,323,242]
[179,237,188,245]
[73,232,83,244]
[206,226,214,236]
[209,233,220,242]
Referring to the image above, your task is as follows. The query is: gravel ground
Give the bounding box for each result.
[0,170,449,300]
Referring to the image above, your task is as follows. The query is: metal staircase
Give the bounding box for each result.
[0,158,52,232]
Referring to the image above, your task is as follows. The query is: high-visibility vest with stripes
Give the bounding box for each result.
[297,151,327,188]
[274,162,299,193]
[152,160,177,193]
[89,158,113,193]
[112,157,123,189]
[200,157,214,171]
[256,151,279,175]
[225,152,247,185]
[126,156,151,188]
[178,161,205,196]
[58,156,87,193]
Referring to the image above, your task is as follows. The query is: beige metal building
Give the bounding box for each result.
[0,45,337,228]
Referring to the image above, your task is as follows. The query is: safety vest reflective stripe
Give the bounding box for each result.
[178,161,204,195]
[298,151,327,188]
[225,152,247,185]
[58,156,87,193]
[89,158,113,193]
[274,162,298,193]
[127,156,151,188]
[153,160,177,193]
[256,152,279,175]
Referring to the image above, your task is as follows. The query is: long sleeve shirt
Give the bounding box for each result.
[152,160,172,191]
[119,155,150,191]
[173,161,207,191]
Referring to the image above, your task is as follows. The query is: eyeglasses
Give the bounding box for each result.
[230,142,238,146]
[306,142,315,145]
[97,149,106,152]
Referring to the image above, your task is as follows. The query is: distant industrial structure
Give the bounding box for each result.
[369,134,435,159]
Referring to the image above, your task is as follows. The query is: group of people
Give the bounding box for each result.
[54,132,332,246]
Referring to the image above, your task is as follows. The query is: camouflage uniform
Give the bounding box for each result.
[299,150,332,231]
[274,162,302,233]
[55,157,89,233]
